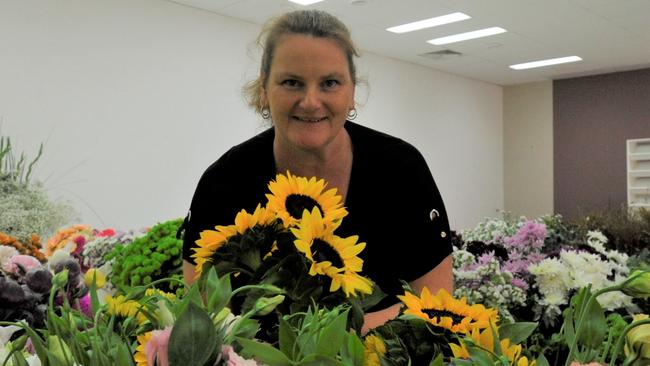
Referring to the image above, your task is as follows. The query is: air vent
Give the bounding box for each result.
[419,49,463,60]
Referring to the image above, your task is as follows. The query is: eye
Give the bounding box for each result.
[322,79,340,89]
[281,79,301,88]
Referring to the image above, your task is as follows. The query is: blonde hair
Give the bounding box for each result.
[242,10,360,115]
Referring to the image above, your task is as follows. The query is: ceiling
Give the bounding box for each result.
[165,0,650,86]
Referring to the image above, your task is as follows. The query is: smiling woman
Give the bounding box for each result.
[180,9,453,333]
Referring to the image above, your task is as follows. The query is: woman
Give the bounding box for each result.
[181,9,452,333]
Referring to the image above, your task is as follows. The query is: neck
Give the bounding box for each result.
[273,129,353,198]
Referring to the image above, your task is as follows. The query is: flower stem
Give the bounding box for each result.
[608,318,650,365]
[564,284,620,366]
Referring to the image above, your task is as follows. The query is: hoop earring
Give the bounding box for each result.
[261,107,271,119]
[347,108,357,120]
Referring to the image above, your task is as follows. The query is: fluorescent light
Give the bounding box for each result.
[386,12,471,34]
[509,56,583,70]
[427,27,506,45]
[288,0,324,5]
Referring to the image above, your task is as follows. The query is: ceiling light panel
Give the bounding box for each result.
[509,56,583,70]
[386,12,471,34]
[288,0,324,5]
[427,27,507,45]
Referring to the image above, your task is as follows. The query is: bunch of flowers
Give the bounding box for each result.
[1,231,46,262]
[454,212,633,329]
[81,228,147,268]
[45,224,95,257]
[105,219,183,293]
[192,172,376,338]
[365,285,541,365]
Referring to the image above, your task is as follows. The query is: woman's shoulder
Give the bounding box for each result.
[346,121,423,160]
[200,127,275,180]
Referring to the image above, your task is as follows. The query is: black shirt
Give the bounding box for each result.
[182,121,452,307]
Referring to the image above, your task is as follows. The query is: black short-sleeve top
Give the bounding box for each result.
[182,122,452,306]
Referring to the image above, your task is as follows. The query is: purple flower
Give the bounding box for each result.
[511,277,529,291]
[504,220,547,251]
[76,293,93,317]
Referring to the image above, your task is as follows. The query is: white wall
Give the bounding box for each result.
[503,82,553,217]
[0,0,503,232]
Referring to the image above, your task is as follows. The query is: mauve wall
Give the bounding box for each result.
[554,68,650,219]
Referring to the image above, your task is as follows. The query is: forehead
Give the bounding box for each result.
[270,34,351,77]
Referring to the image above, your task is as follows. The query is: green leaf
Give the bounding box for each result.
[114,342,134,366]
[428,353,444,366]
[238,337,292,366]
[168,302,219,366]
[535,353,550,366]
[279,315,298,360]
[498,322,538,344]
[205,268,232,313]
[299,353,343,366]
[340,331,365,366]
[315,309,349,357]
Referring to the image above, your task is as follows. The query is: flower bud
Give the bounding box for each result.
[253,294,285,316]
[622,270,650,299]
[624,314,650,362]
[52,269,69,288]
[48,335,73,365]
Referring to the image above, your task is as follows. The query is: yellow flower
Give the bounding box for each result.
[397,287,498,334]
[450,327,535,366]
[266,172,347,227]
[84,268,106,288]
[105,294,148,325]
[134,331,153,366]
[291,207,372,297]
[192,204,274,277]
[363,334,386,366]
[145,288,177,302]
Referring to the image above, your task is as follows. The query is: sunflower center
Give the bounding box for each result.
[312,238,344,268]
[422,308,465,325]
[285,194,323,219]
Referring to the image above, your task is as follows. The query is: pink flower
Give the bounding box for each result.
[76,293,93,317]
[145,326,173,366]
[4,255,41,274]
[221,345,261,366]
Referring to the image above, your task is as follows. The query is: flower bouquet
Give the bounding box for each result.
[192,172,380,340]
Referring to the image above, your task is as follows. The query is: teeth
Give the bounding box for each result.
[295,116,325,122]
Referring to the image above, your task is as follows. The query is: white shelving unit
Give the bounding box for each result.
[627,138,650,210]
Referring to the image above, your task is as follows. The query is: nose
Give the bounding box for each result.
[298,86,322,110]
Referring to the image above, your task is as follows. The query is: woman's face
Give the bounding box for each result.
[261,34,355,153]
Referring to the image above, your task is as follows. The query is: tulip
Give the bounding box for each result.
[621,270,650,299]
[48,335,73,365]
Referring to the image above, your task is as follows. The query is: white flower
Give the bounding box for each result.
[0,325,21,345]
[47,244,74,271]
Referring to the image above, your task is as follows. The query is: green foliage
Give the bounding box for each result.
[0,168,76,243]
[0,135,42,186]
[106,218,183,293]
[238,305,364,366]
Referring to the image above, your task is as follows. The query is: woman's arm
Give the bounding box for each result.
[361,254,453,334]
[183,260,198,286]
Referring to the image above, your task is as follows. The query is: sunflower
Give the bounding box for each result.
[266,172,348,228]
[450,326,535,366]
[291,207,372,297]
[105,294,148,325]
[363,334,386,366]
[192,204,274,277]
[134,331,153,366]
[397,287,499,334]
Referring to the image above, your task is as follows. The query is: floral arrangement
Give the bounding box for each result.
[189,172,378,343]
[0,135,76,243]
[0,232,47,263]
[105,219,182,293]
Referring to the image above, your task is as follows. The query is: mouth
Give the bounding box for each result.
[292,116,327,123]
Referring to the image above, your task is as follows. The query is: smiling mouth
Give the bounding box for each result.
[293,116,327,123]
